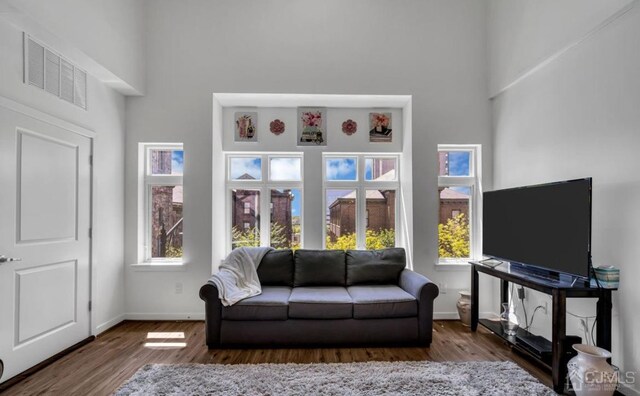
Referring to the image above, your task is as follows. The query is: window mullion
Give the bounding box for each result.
[357,185,366,249]
[260,186,270,247]
[356,155,365,249]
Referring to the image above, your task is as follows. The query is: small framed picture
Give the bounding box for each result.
[369,112,392,143]
[235,112,258,142]
[297,107,327,146]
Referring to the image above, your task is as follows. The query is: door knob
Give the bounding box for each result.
[0,255,22,263]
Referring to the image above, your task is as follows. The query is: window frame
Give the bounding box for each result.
[143,143,184,264]
[225,152,304,251]
[322,153,400,250]
[437,144,482,265]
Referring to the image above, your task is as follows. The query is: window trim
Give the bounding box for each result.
[437,144,482,266]
[322,153,400,249]
[142,143,184,264]
[225,152,304,251]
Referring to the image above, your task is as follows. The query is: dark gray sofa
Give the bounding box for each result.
[199,248,439,348]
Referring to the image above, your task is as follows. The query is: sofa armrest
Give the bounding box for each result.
[199,283,222,348]
[399,269,439,346]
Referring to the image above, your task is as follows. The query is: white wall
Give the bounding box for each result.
[125,0,493,319]
[488,0,635,96]
[490,1,640,394]
[3,0,146,95]
[0,16,127,334]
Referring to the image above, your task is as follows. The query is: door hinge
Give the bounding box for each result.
[89,155,93,166]
[88,301,92,311]
[88,228,92,238]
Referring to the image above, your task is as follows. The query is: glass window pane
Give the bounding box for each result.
[326,189,357,249]
[325,158,357,181]
[438,186,471,258]
[151,185,183,258]
[150,149,184,175]
[229,157,262,181]
[365,189,396,249]
[231,189,260,248]
[438,151,471,176]
[365,158,397,181]
[270,157,302,181]
[270,188,302,249]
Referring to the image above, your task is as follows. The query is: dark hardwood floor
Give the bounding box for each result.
[1,320,551,395]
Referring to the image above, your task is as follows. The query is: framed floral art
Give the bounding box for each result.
[297,107,327,146]
[234,112,258,142]
[369,112,392,143]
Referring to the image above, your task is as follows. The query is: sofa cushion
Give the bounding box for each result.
[257,249,294,287]
[347,285,417,319]
[345,248,406,286]
[222,286,291,321]
[288,287,352,319]
[294,250,346,287]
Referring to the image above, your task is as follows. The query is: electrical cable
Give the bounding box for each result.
[567,311,597,319]
[519,287,529,331]
[541,295,596,319]
[525,306,544,330]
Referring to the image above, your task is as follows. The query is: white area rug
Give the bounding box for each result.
[115,361,555,396]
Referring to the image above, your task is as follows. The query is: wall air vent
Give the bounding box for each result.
[24,34,87,110]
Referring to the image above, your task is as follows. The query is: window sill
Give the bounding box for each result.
[130,262,187,272]
[434,261,472,271]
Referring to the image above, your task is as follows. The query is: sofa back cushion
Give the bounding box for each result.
[346,248,406,285]
[257,249,294,287]
[294,250,346,287]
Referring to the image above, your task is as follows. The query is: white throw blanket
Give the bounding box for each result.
[208,247,273,306]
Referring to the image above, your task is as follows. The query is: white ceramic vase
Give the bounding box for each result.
[568,344,617,396]
[456,291,471,326]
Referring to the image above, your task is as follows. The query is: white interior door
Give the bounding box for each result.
[0,104,92,384]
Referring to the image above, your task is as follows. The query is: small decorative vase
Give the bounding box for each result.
[568,344,617,396]
[456,291,471,326]
[499,302,519,336]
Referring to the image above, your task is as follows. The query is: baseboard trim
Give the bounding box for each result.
[434,312,498,320]
[0,336,94,392]
[96,314,126,335]
[125,313,205,321]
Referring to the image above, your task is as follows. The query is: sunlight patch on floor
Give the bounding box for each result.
[144,342,187,348]
[146,332,185,339]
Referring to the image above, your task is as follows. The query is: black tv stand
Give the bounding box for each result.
[470,261,616,394]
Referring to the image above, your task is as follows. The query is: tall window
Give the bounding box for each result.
[324,154,399,250]
[144,144,184,261]
[226,154,303,250]
[437,145,481,263]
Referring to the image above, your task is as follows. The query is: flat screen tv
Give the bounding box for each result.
[483,178,592,279]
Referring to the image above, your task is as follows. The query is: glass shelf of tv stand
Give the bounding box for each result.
[471,261,597,290]
[478,318,553,369]
[470,260,609,294]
